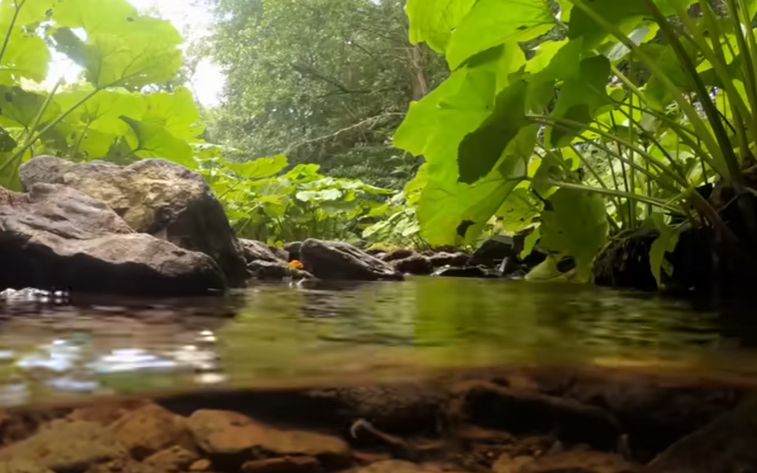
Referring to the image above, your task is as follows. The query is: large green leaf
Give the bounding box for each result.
[142,87,203,139]
[0,86,59,128]
[0,27,49,84]
[539,188,608,281]
[445,0,557,70]
[0,0,55,27]
[56,87,145,136]
[224,155,288,179]
[496,188,541,232]
[546,55,612,148]
[458,79,530,184]
[53,1,182,89]
[120,116,194,168]
[405,0,476,53]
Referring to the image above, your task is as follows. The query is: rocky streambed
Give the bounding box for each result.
[0,367,751,473]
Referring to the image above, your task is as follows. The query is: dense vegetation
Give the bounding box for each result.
[203,0,446,189]
[5,0,757,288]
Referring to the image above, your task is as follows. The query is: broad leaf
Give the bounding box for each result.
[120,116,194,168]
[539,188,608,281]
[0,86,59,128]
[649,213,680,288]
[546,55,612,148]
[0,27,49,84]
[445,0,557,70]
[142,87,204,139]
[405,0,476,53]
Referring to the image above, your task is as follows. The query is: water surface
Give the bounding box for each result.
[1,277,756,408]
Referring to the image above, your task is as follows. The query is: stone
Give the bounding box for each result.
[354,461,423,473]
[268,246,290,262]
[447,381,620,450]
[299,239,402,281]
[353,460,474,473]
[561,375,739,462]
[143,446,200,472]
[467,236,519,268]
[0,184,226,296]
[427,252,469,268]
[189,460,211,472]
[187,410,351,468]
[20,156,248,286]
[642,396,757,473]
[0,408,67,447]
[392,255,433,276]
[309,382,446,434]
[240,457,319,473]
[284,242,303,262]
[492,454,534,473]
[239,240,282,264]
[381,249,415,263]
[67,400,153,426]
[517,451,637,473]
[432,266,498,278]
[0,460,54,473]
[247,260,313,281]
[110,404,195,460]
[0,420,127,471]
[84,458,157,473]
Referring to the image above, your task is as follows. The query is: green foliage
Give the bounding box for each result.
[0,0,201,190]
[398,0,757,284]
[202,0,447,188]
[200,154,394,243]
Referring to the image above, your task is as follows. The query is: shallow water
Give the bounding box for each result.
[1,277,757,408]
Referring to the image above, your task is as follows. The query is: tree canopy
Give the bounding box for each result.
[202,0,447,188]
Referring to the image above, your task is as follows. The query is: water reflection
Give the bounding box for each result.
[0,277,755,407]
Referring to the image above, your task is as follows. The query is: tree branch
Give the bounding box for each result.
[283,113,405,154]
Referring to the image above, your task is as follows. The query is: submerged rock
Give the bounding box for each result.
[187,410,351,468]
[0,420,126,471]
[240,457,319,473]
[239,239,282,264]
[392,255,433,276]
[0,185,225,296]
[299,239,403,281]
[448,381,620,450]
[516,451,637,473]
[0,460,54,473]
[20,156,248,286]
[110,404,195,460]
[643,396,757,473]
[143,446,200,472]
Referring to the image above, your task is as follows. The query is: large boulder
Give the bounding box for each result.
[299,239,403,281]
[0,184,225,295]
[20,156,248,286]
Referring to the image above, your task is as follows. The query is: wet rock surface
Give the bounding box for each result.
[247,260,313,281]
[299,240,403,281]
[239,240,282,264]
[0,185,226,296]
[467,237,520,268]
[20,156,248,287]
[392,255,433,276]
[110,404,195,460]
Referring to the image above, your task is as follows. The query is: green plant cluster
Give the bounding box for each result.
[199,153,395,244]
[398,0,757,284]
[0,0,205,190]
